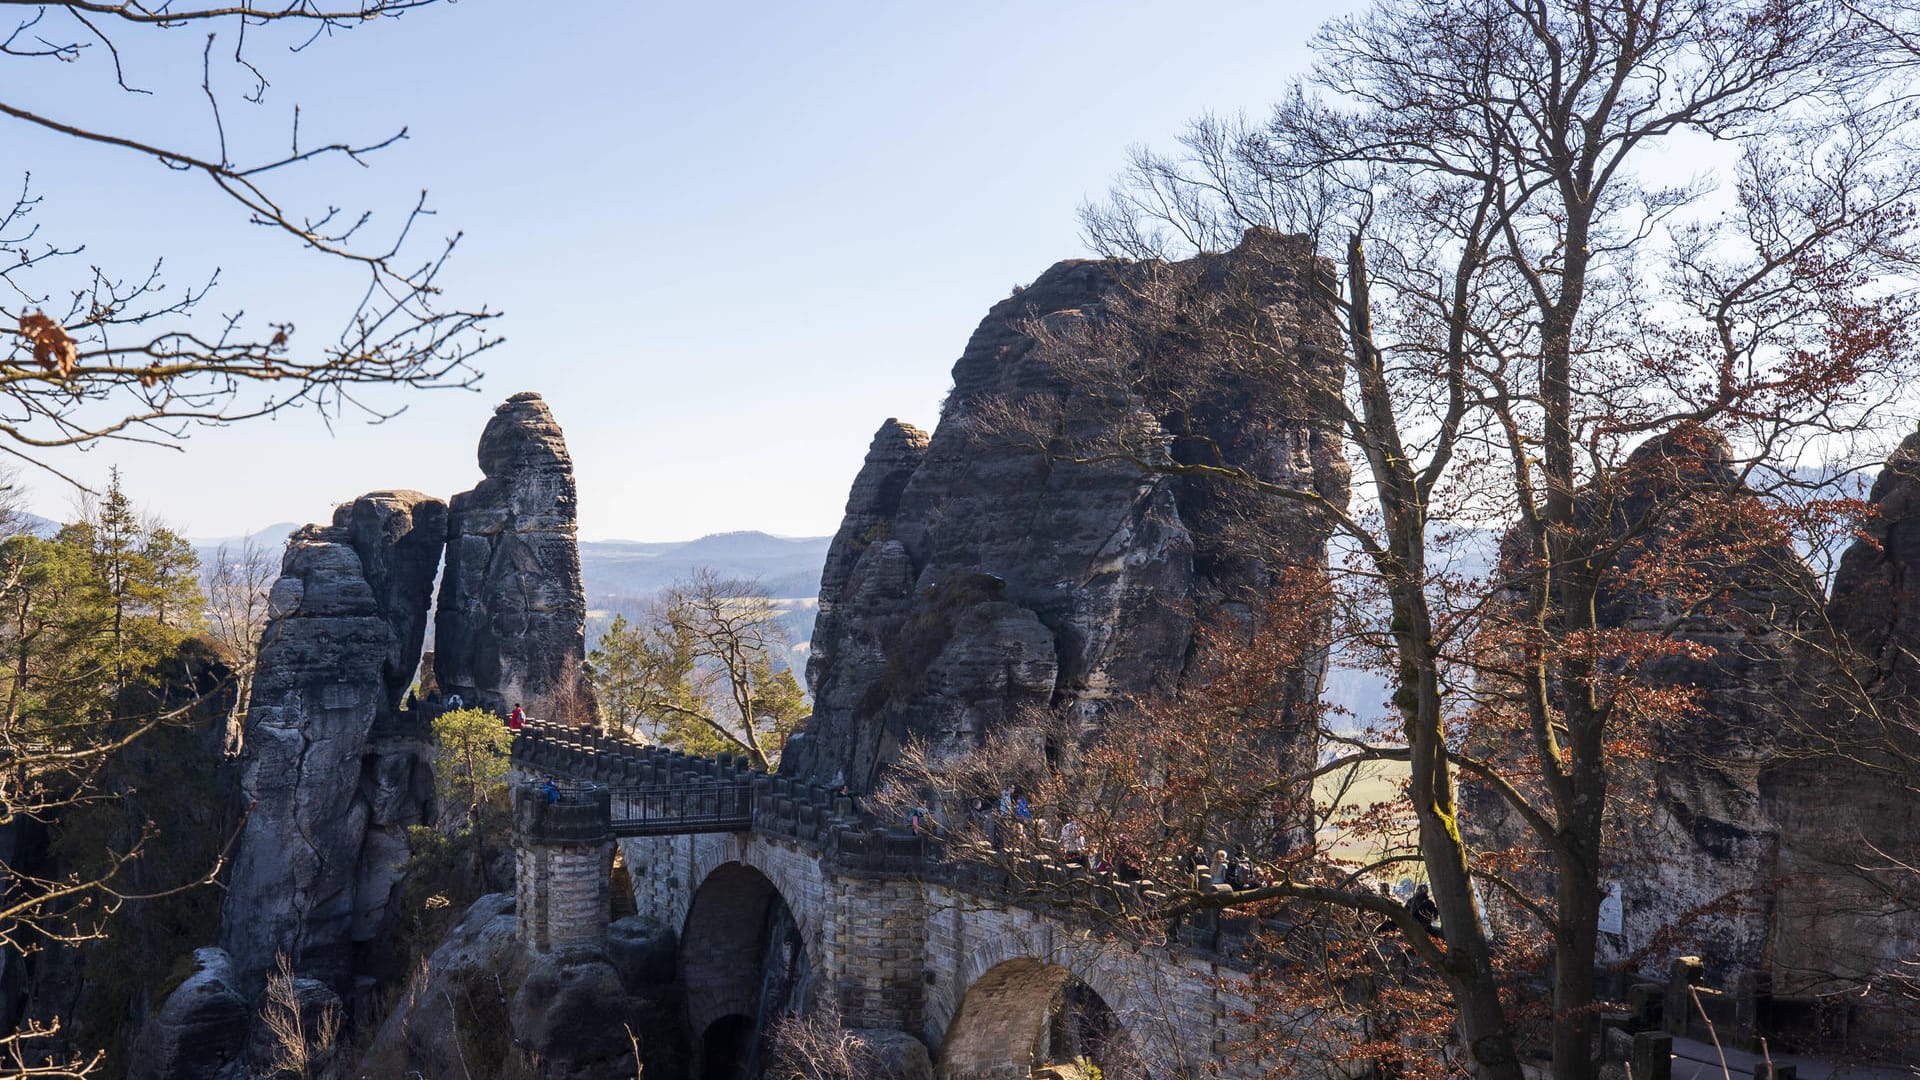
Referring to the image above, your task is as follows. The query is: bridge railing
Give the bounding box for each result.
[605,782,753,836]
[508,720,1282,962]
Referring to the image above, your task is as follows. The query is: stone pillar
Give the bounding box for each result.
[513,783,614,952]
[1663,956,1705,1036]
[1631,1031,1673,1080]
[825,873,927,1031]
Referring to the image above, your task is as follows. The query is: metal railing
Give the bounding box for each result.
[605,781,753,837]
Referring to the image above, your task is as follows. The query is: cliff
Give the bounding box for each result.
[1765,432,1920,1017]
[221,491,446,998]
[785,229,1348,789]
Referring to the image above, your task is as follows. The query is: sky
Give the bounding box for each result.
[6,2,1363,541]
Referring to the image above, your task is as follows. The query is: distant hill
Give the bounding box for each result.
[190,523,301,563]
[13,511,59,539]
[192,523,828,606]
[189,524,833,664]
[581,531,831,602]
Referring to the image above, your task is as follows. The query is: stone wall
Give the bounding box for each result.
[513,784,614,952]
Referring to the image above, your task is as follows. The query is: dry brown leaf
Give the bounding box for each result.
[18,311,78,378]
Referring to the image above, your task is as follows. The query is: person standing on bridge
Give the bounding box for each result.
[508,703,525,730]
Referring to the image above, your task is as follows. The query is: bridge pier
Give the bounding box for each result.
[514,728,1268,1078]
[512,783,614,952]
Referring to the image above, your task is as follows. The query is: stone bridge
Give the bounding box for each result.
[509,722,1271,1080]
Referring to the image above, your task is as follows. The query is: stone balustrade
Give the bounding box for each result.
[509,720,1280,963]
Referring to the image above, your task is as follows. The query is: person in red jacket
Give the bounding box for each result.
[507,703,525,730]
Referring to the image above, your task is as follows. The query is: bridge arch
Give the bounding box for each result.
[680,855,821,1080]
[936,957,1142,1080]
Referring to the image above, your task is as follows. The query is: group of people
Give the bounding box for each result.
[1187,845,1260,891]
[401,687,528,730]
[943,787,1141,880]
[401,688,468,712]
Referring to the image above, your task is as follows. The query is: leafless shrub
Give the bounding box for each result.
[259,952,341,1080]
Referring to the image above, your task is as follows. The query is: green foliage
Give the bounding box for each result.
[390,707,515,990]
[430,706,513,827]
[586,613,654,734]
[586,569,809,770]
[1,468,207,746]
[44,637,238,1072]
[660,660,806,763]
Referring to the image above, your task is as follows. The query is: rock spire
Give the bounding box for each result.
[434,391,593,719]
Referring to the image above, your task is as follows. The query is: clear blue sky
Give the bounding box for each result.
[10,2,1359,541]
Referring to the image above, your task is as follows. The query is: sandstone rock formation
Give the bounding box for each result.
[221,491,446,997]
[1460,426,1920,1037]
[786,230,1348,788]
[127,948,251,1080]
[803,418,929,710]
[1763,431,1920,1026]
[435,391,593,718]
[1826,430,1920,698]
[361,893,684,1080]
[1589,430,1819,981]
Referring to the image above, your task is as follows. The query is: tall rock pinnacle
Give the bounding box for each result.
[221,490,446,996]
[434,392,592,719]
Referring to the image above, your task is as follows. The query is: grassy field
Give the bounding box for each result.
[1311,757,1420,877]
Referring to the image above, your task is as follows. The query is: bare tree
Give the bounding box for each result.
[943,3,1920,1078]
[205,534,278,755]
[589,569,808,770]
[766,997,913,1080]
[1,2,497,485]
[259,951,341,1080]
[0,5,488,1070]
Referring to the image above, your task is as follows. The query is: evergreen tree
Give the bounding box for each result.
[585,571,809,769]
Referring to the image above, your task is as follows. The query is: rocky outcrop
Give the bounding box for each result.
[1593,430,1820,981]
[803,418,929,711]
[221,491,446,997]
[786,230,1348,788]
[435,392,593,718]
[1826,431,1920,698]
[127,949,250,1080]
[1763,432,1920,1026]
[361,893,684,1080]
[1462,426,1920,1015]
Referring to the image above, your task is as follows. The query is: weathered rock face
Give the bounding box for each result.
[803,418,930,709]
[1593,431,1820,982]
[127,948,250,1080]
[1459,426,1920,1033]
[435,391,592,718]
[1764,432,1920,1021]
[221,491,446,996]
[786,230,1348,789]
[361,893,685,1080]
[1461,429,1823,985]
[1826,431,1920,698]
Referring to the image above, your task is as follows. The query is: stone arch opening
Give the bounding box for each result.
[702,1013,757,1080]
[938,958,1140,1080]
[681,861,814,1079]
